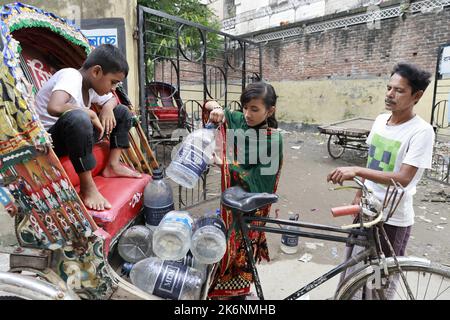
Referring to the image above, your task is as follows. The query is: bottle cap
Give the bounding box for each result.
[152,167,163,179]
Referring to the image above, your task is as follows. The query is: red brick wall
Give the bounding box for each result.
[262,8,450,81]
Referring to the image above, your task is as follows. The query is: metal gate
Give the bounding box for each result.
[428,42,450,184]
[137,6,262,208]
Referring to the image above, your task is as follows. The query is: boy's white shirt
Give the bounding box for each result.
[35,68,114,130]
[364,113,435,227]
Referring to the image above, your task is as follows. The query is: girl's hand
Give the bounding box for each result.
[209,108,224,124]
[205,100,225,124]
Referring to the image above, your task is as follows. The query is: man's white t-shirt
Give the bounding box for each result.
[35,68,113,130]
[364,113,435,227]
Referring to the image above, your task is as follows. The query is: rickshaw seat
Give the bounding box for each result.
[146,81,183,122]
[20,46,152,240]
[60,141,151,237]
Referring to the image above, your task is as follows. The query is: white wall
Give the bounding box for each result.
[218,0,378,35]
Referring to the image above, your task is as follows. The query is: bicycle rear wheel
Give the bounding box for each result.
[336,257,450,300]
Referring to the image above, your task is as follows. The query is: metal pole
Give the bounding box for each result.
[259,43,263,80]
[242,42,246,90]
[431,45,443,127]
[137,6,147,135]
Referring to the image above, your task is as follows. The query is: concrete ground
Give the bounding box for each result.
[1,127,449,299]
[186,127,450,299]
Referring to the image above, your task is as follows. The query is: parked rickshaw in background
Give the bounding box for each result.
[0,3,215,300]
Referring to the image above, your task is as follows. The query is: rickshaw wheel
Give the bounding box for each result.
[327,134,345,159]
[0,296,26,300]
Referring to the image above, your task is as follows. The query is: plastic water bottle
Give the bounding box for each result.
[166,123,217,189]
[129,257,203,300]
[280,212,300,254]
[143,167,174,230]
[152,210,193,261]
[190,209,227,264]
[118,225,154,263]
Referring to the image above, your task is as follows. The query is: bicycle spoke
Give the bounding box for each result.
[435,277,450,300]
[397,273,407,300]
[424,272,432,300]
[416,271,419,298]
[437,276,444,298]
[392,282,402,300]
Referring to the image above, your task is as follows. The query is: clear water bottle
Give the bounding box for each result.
[152,210,193,261]
[166,123,217,189]
[190,209,227,264]
[280,212,300,254]
[118,225,154,263]
[130,257,203,300]
[143,167,174,230]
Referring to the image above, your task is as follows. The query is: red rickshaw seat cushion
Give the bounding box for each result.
[59,140,151,237]
[151,107,179,122]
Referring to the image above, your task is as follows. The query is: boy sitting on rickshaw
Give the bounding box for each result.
[34,44,141,211]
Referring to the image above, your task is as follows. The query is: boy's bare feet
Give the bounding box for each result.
[102,163,142,178]
[80,187,112,211]
[79,171,112,211]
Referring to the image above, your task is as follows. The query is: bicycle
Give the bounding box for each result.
[220,177,450,300]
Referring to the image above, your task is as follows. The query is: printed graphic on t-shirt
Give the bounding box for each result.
[366,133,401,172]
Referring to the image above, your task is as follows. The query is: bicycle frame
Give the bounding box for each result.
[229,178,408,300]
[235,211,377,300]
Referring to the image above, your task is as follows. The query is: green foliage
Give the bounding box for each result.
[138,0,221,61]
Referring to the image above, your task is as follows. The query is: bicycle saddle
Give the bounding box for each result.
[221,186,279,212]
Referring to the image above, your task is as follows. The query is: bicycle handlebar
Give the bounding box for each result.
[330,204,384,230]
[331,177,385,230]
[331,205,360,217]
[340,208,384,230]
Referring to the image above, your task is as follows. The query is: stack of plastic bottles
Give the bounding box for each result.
[118,205,227,300]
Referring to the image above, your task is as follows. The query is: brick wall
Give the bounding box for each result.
[262,7,450,82]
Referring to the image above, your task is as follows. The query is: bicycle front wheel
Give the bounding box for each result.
[336,257,450,300]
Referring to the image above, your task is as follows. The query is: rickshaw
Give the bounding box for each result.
[0,3,214,300]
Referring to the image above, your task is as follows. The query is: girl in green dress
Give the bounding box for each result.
[204,82,283,299]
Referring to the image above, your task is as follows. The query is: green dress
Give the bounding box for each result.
[209,108,283,298]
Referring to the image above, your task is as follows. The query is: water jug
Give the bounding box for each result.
[118,225,154,263]
[190,209,227,264]
[152,210,193,261]
[143,167,174,230]
[129,257,203,300]
[166,123,217,189]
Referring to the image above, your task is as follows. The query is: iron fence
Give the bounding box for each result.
[427,43,450,184]
[137,6,262,208]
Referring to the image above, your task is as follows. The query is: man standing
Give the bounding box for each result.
[327,62,435,257]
